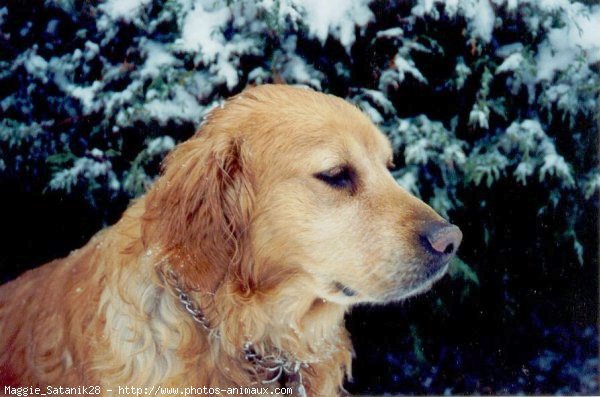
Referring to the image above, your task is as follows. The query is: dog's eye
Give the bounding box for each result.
[315,166,355,190]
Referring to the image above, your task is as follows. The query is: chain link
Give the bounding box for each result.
[167,270,216,333]
[243,342,308,397]
[166,269,307,396]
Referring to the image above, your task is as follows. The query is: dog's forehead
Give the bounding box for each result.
[261,119,393,176]
[299,110,393,164]
[345,122,393,160]
[225,86,393,164]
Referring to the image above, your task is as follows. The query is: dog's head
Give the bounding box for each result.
[144,85,461,305]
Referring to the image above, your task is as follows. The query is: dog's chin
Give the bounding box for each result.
[379,261,451,303]
[312,260,451,305]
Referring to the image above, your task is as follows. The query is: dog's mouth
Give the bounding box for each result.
[320,258,451,304]
[391,260,450,301]
[332,281,358,297]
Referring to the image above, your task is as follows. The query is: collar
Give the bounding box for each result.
[165,269,308,396]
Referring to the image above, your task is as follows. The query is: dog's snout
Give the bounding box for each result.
[421,222,463,257]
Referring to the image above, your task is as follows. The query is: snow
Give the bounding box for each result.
[536,4,600,81]
[174,1,258,89]
[140,40,177,78]
[99,0,152,21]
[144,85,203,125]
[395,170,419,195]
[496,52,524,74]
[90,148,104,158]
[146,136,175,156]
[405,138,430,164]
[468,103,490,129]
[0,7,7,28]
[291,0,374,52]
[376,27,404,39]
[362,89,395,113]
[214,58,239,89]
[514,161,535,185]
[248,67,270,84]
[496,43,524,58]
[583,172,600,199]
[504,0,518,11]
[105,80,143,124]
[360,102,384,123]
[2,0,597,259]
[539,153,575,187]
[466,0,495,42]
[537,0,572,12]
[498,119,576,188]
[19,21,32,37]
[544,83,569,102]
[412,0,495,42]
[84,41,100,61]
[379,54,428,92]
[352,88,397,124]
[49,156,117,194]
[69,81,103,114]
[282,54,323,89]
[176,3,231,61]
[24,53,49,84]
[395,55,427,83]
[412,0,436,16]
[454,58,471,89]
[0,120,44,148]
[443,143,466,165]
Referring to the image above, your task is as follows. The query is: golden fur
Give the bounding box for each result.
[0,85,459,395]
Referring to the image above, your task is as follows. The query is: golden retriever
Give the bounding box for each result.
[0,85,462,396]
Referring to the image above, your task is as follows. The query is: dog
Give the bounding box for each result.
[0,85,462,396]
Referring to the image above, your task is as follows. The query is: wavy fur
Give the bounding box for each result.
[0,85,456,396]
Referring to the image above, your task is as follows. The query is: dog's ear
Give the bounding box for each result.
[143,130,254,293]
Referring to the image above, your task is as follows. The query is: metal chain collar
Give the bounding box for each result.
[167,270,214,333]
[166,270,308,397]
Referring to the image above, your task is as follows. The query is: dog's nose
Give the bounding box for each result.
[421,222,463,256]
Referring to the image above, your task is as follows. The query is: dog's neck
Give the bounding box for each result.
[162,263,352,394]
[100,199,351,393]
[165,264,348,365]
